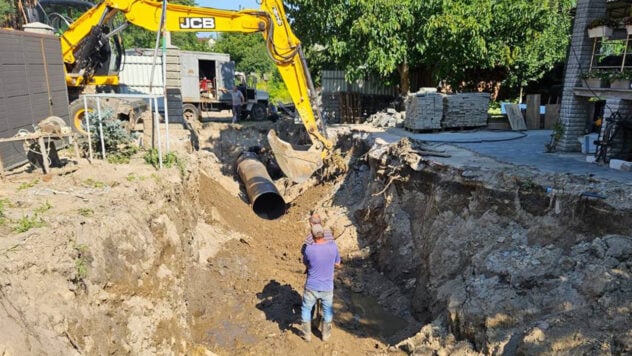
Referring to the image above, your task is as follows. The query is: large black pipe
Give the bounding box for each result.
[236,152,286,219]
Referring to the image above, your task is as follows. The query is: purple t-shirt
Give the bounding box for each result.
[303,241,341,291]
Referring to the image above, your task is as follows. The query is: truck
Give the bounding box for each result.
[177,51,269,121]
[122,49,270,122]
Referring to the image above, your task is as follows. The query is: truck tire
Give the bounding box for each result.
[183,103,201,121]
[69,98,96,136]
[250,103,267,121]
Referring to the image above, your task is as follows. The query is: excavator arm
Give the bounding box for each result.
[60,0,332,182]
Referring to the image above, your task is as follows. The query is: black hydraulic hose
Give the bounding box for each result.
[236,152,286,220]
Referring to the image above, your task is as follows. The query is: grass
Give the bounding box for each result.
[144,149,186,176]
[17,179,39,191]
[83,178,107,188]
[73,244,91,283]
[13,215,45,233]
[126,173,146,182]
[107,145,139,164]
[77,208,94,217]
[34,201,52,215]
[0,198,10,225]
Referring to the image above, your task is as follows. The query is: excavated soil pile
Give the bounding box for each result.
[0,120,630,355]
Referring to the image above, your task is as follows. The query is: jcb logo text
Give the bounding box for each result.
[179,17,215,29]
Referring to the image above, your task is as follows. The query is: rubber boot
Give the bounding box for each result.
[302,321,312,342]
[322,321,332,341]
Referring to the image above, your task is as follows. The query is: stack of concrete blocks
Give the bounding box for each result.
[442,92,490,128]
[404,89,444,130]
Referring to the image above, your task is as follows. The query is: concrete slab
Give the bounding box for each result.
[330,125,631,185]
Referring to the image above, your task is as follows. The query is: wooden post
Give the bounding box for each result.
[37,136,50,174]
[525,94,541,129]
[544,104,561,129]
[0,153,5,181]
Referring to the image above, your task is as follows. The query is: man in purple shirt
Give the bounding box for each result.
[301,224,341,342]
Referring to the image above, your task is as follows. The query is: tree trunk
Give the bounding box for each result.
[397,60,410,96]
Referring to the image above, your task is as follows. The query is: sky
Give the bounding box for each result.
[193,0,263,38]
[194,0,261,11]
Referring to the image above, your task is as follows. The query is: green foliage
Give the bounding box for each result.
[259,70,292,103]
[286,0,574,95]
[125,173,147,182]
[546,121,565,152]
[17,179,39,191]
[211,33,275,76]
[107,145,138,164]
[121,0,208,51]
[126,24,207,51]
[144,149,183,172]
[83,178,107,188]
[86,109,135,160]
[73,244,92,284]
[0,198,10,225]
[77,208,94,217]
[580,70,610,80]
[34,201,53,215]
[0,0,14,27]
[587,17,617,30]
[609,70,632,81]
[13,215,45,233]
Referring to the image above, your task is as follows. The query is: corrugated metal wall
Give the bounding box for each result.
[321,70,397,96]
[119,54,164,95]
[0,29,69,170]
[320,70,397,123]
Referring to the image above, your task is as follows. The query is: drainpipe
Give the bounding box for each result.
[236,152,286,219]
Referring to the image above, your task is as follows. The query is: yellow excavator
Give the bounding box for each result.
[49,0,332,183]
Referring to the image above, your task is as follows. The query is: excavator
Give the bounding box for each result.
[34,0,333,183]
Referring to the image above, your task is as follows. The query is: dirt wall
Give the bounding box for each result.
[346,138,632,354]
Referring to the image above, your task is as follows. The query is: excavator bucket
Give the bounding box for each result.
[267,129,323,183]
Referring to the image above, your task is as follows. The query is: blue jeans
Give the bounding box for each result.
[301,289,334,323]
[232,105,242,123]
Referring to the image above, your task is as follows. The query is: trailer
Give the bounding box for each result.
[121,49,269,121]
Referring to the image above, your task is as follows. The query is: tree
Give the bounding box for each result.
[121,0,208,51]
[421,0,574,99]
[210,32,275,76]
[286,0,575,99]
[210,32,290,102]
[0,0,13,27]
[287,0,415,93]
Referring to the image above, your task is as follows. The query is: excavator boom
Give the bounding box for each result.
[60,0,332,182]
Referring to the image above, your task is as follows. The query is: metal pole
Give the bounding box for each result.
[162,13,170,152]
[96,98,106,159]
[154,97,163,169]
[83,96,93,161]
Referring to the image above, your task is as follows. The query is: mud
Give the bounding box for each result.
[0,118,630,355]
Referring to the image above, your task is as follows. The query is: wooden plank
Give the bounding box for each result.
[544,104,560,129]
[506,104,527,130]
[525,94,541,129]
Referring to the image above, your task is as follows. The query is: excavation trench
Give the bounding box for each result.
[1,123,630,355]
[193,125,632,354]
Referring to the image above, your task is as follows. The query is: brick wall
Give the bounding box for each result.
[558,0,607,152]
